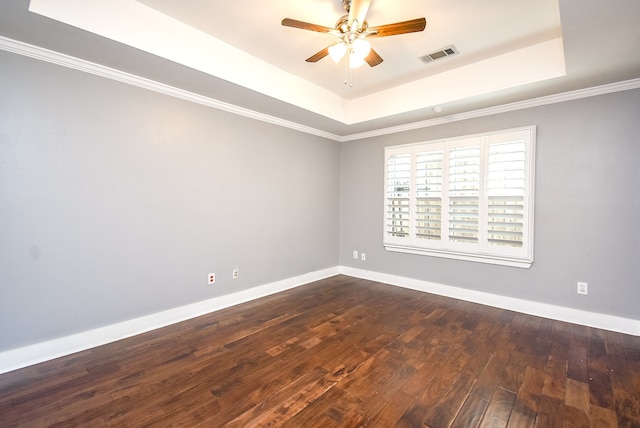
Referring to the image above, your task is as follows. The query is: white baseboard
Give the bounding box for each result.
[2,265,637,375]
[340,266,640,336]
[0,267,339,375]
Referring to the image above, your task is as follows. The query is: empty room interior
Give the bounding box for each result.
[1,0,639,426]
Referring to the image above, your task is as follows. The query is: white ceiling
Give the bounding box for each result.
[1,0,639,137]
[134,0,563,99]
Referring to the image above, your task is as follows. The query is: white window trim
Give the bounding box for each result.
[384,126,536,268]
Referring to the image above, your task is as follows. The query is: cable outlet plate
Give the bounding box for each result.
[577,281,588,295]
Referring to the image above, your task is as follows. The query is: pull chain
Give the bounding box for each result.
[343,50,354,87]
[344,52,348,85]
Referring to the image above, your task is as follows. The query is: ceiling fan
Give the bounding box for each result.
[281,0,426,69]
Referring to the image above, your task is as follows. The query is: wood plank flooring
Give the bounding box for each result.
[1,275,639,427]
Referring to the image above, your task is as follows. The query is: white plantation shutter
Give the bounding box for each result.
[415,149,443,241]
[448,145,480,245]
[384,127,535,268]
[487,140,526,249]
[385,151,412,240]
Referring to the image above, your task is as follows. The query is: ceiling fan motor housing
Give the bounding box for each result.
[336,15,368,36]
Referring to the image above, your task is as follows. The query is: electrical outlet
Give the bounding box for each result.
[208,273,216,285]
[577,281,588,295]
[361,253,366,261]
[353,250,358,259]
[233,268,239,279]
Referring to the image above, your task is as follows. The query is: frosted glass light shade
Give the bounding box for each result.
[349,53,365,68]
[328,43,347,63]
[352,38,371,59]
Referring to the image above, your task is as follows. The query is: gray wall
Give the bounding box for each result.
[1,48,638,354]
[340,89,640,320]
[0,51,340,351]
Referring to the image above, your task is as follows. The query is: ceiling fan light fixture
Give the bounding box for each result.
[349,52,366,68]
[352,38,371,59]
[329,43,348,62]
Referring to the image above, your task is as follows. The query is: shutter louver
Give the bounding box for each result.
[448,146,480,244]
[416,150,443,240]
[386,153,411,238]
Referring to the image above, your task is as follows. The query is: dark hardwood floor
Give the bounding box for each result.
[1,275,639,427]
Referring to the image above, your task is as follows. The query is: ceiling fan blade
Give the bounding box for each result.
[306,47,330,63]
[365,48,383,67]
[348,0,372,30]
[366,18,426,38]
[281,18,336,34]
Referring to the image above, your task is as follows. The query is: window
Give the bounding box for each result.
[384,127,535,268]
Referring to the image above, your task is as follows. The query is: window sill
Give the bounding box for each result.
[384,244,533,268]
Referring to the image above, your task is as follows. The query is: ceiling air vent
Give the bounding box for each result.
[419,45,459,64]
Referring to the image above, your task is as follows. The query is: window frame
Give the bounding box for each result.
[383,126,536,268]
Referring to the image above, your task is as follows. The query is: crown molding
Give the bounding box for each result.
[0,36,341,141]
[2,36,639,143]
[341,78,640,141]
